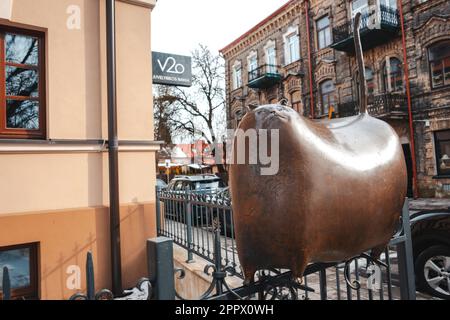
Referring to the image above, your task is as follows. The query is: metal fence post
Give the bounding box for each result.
[86,251,95,300]
[396,198,416,300]
[147,237,175,300]
[319,269,327,300]
[155,187,161,236]
[185,191,194,263]
[213,226,223,296]
[2,266,11,300]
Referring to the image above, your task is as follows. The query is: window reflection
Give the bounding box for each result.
[382,57,403,92]
[6,100,39,130]
[428,40,450,88]
[0,248,31,290]
[6,66,39,97]
[320,80,335,115]
[435,130,450,176]
[5,33,39,66]
[1,31,42,136]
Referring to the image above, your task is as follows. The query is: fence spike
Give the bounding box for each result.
[2,266,11,300]
[86,251,95,300]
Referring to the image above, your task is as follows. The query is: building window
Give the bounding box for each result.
[291,91,302,114]
[382,57,403,92]
[247,52,258,81]
[0,243,38,300]
[232,62,242,90]
[428,40,450,89]
[435,130,450,176]
[319,80,335,116]
[351,0,369,17]
[265,43,277,73]
[380,0,397,9]
[0,27,46,139]
[317,16,332,50]
[284,27,300,65]
[356,67,375,99]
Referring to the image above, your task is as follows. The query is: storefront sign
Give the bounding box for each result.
[152,51,192,87]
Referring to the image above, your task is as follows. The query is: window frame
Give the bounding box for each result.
[316,15,332,50]
[0,25,46,139]
[247,51,258,82]
[232,61,242,90]
[283,26,300,66]
[0,242,39,300]
[434,130,450,177]
[319,79,335,116]
[247,52,258,72]
[265,42,277,70]
[351,0,369,18]
[382,57,403,93]
[428,40,450,90]
[356,67,375,99]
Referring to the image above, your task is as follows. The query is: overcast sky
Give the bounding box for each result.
[151,0,288,56]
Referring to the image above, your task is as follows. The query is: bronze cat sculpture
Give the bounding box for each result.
[228,13,407,284]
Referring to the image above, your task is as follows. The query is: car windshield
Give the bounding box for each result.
[157,180,167,187]
[194,180,223,190]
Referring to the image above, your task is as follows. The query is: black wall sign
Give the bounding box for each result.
[152,51,192,87]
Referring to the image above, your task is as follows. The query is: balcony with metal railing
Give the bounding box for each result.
[247,64,282,89]
[338,92,408,119]
[331,5,400,53]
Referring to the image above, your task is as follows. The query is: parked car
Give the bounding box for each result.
[156,179,167,190]
[165,175,227,223]
[167,174,227,193]
[411,209,450,299]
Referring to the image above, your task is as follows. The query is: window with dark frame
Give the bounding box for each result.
[435,130,450,176]
[0,243,39,300]
[356,67,375,100]
[382,57,403,93]
[317,16,331,50]
[319,79,335,116]
[0,26,45,139]
[428,40,450,89]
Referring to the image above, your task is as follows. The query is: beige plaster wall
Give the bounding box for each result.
[0,0,157,214]
[9,0,154,140]
[0,202,156,299]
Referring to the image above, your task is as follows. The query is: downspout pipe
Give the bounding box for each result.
[106,0,123,294]
[398,0,419,199]
[304,0,315,119]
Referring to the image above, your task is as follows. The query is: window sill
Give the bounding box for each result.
[430,84,450,93]
[231,86,244,94]
[432,175,450,180]
[283,59,302,69]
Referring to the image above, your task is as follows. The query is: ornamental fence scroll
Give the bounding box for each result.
[66,251,152,301]
[155,187,417,300]
[0,251,153,301]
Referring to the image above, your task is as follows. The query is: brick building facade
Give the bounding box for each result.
[220,0,450,198]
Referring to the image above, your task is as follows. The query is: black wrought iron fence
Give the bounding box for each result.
[332,5,399,44]
[156,188,242,276]
[156,188,417,300]
[338,93,408,118]
[248,64,280,82]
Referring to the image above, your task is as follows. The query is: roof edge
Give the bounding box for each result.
[219,0,296,54]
